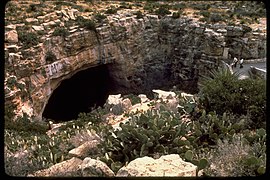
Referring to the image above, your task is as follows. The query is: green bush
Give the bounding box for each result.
[18,31,39,49]
[52,27,70,38]
[45,50,57,63]
[105,8,118,14]
[134,11,144,19]
[209,13,224,23]
[172,11,182,19]
[122,94,141,105]
[203,130,266,176]
[94,13,107,23]
[155,6,171,16]
[190,3,210,10]
[76,16,96,31]
[198,68,266,129]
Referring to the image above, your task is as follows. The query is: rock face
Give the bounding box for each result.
[4,4,266,122]
[116,154,197,177]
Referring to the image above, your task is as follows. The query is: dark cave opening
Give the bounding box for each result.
[42,65,113,122]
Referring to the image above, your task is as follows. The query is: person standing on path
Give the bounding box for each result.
[233,57,239,68]
[239,58,244,68]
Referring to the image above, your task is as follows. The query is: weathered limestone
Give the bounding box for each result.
[116,154,197,177]
[5,30,18,43]
[4,6,266,122]
[32,25,45,31]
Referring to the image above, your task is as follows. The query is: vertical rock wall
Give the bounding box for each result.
[4,11,266,122]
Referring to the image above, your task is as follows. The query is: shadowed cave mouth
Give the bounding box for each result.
[42,65,114,122]
[42,64,199,123]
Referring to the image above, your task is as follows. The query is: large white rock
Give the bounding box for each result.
[152,89,176,100]
[116,154,197,177]
[107,94,122,105]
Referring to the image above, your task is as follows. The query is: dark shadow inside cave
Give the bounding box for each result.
[42,65,113,122]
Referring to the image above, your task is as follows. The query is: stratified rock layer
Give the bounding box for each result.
[4,3,266,122]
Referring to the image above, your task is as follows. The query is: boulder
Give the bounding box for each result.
[29,157,83,177]
[116,154,197,177]
[81,158,115,177]
[121,98,132,111]
[152,89,176,100]
[5,30,18,43]
[138,94,150,103]
[107,94,122,105]
[69,140,99,158]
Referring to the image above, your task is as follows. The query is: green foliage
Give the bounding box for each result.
[52,27,70,38]
[105,8,118,14]
[94,13,107,23]
[18,31,39,49]
[155,6,171,16]
[209,13,224,23]
[76,16,96,31]
[5,113,49,133]
[190,3,210,10]
[4,103,17,123]
[171,11,182,19]
[45,50,57,63]
[198,67,266,129]
[134,11,144,19]
[97,107,195,173]
[203,132,266,176]
[122,94,141,105]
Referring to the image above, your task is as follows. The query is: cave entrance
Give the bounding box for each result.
[42,65,113,122]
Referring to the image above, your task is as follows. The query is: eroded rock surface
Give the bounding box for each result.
[116,154,197,177]
[4,2,266,122]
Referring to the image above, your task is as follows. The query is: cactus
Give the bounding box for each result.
[184,150,193,161]
[196,158,209,176]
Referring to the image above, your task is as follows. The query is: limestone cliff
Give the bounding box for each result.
[4,1,266,122]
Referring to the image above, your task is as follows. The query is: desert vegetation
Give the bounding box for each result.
[4,0,266,177]
[5,67,266,176]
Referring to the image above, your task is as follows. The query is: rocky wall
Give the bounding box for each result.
[4,9,266,121]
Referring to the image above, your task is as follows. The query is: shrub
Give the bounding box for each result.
[76,16,96,31]
[190,3,210,10]
[171,3,186,10]
[209,13,224,23]
[45,50,57,63]
[94,13,107,23]
[199,11,210,18]
[52,27,70,38]
[122,94,141,105]
[155,6,171,16]
[105,8,118,14]
[172,11,182,19]
[26,4,37,13]
[203,131,266,176]
[198,67,266,129]
[134,11,144,19]
[18,31,39,49]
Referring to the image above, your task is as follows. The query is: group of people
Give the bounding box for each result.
[231,57,244,69]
